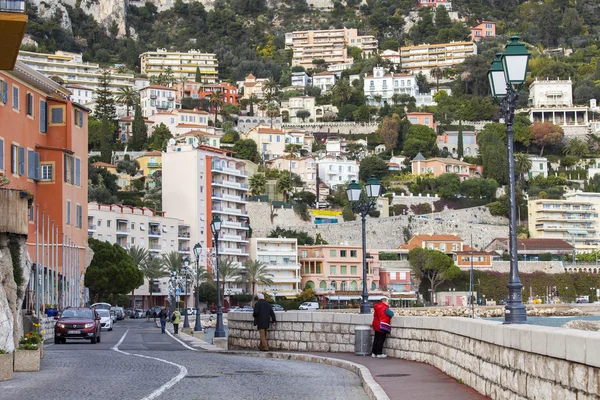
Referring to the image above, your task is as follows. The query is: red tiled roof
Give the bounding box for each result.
[399,234,464,250]
[91,161,116,168]
[143,85,176,90]
[143,150,162,156]
[493,238,574,251]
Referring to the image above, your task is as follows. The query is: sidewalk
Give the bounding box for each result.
[307,352,489,400]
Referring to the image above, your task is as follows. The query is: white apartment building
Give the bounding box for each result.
[528,192,600,252]
[318,155,359,189]
[285,129,314,152]
[67,84,95,105]
[148,108,212,135]
[139,85,177,117]
[87,203,192,309]
[162,143,250,293]
[363,66,418,107]
[286,28,377,68]
[18,50,135,96]
[527,156,548,180]
[291,72,311,87]
[249,238,301,298]
[399,41,477,78]
[139,48,218,83]
[312,71,337,93]
[280,96,338,123]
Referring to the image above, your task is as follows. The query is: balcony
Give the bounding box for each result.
[116,227,130,236]
[148,230,161,237]
[219,247,249,256]
[156,103,169,109]
[0,0,27,70]
[222,220,249,230]
[88,224,97,232]
[178,231,191,239]
[219,234,249,243]
[150,94,157,99]
[211,192,247,204]
[147,162,162,168]
[167,96,175,101]
[212,178,249,191]
[211,163,249,177]
[149,244,162,252]
[178,247,190,253]
[213,206,247,216]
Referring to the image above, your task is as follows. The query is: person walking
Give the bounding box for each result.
[171,308,182,334]
[372,297,394,358]
[253,293,276,351]
[159,307,168,334]
[145,310,150,321]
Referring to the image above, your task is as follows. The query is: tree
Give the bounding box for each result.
[277,171,293,202]
[198,282,217,305]
[138,254,169,308]
[129,104,147,151]
[94,70,117,123]
[331,79,353,106]
[359,155,389,182]
[99,117,115,164]
[342,203,356,221]
[403,125,437,158]
[162,251,183,274]
[262,78,279,103]
[232,139,258,162]
[116,158,140,176]
[296,110,311,122]
[478,123,508,185]
[209,91,224,125]
[240,259,274,306]
[84,239,144,303]
[378,114,400,155]
[266,103,279,127]
[457,121,464,158]
[148,123,173,151]
[268,227,315,245]
[430,67,444,92]
[195,66,202,83]
[436,173,460,199]
[249,173,267,196]
[563,137,589,157]
[116,87,138,117]
[408,248,460,304]
[434,5,452,30]
[530,122,564,156]
[216,258,242,305]
[514,153,532,184]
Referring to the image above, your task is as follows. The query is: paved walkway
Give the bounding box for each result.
[308,352,489,400]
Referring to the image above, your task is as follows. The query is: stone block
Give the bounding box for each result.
[570,364,589,392]
[531,329,547,357]
[13,349,40,372]
[292,322,304,331]
[350,314,371,325]
[298,341,307,351]
[565,331,589,365]
[297,312,312,322]
[312,313,334,323]
[212,337,228,350]
[546,330,567,359]
[585,336,600,368]
[333,313,351,324]
[0,353,13,381]
[280,313,298,322]
[312,322,322,332]
[556,359,571,387]
[300,332,311,342]
[586,367,599,394]
[289,341,299,351]
[331,324,340,333]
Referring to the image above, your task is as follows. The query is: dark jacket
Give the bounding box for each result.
[159,309,168,322]
[253,300,276,330]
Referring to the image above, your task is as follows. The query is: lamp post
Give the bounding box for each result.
[211,216,226,338]
[193,243,203,332]
[347,176,383,314]
[183,259,190,329]
[387,287,394,306]
[169,269,177,313]
[487,36,530,324]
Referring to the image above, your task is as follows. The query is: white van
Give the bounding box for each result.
[299,302,319,310]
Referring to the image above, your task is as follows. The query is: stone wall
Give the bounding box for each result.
[281,122,378,135]
[228,312,600,399]
[247,202,508,249]
[492,261,566,274]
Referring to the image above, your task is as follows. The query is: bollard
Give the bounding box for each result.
[354,325,372,356]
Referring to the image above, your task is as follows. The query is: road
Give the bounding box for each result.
[1,318,368,400]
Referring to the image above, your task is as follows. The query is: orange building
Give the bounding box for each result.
[1,61,89,308]
[175,81,239,108]
[404,112,436,130]
[470,21,496,41]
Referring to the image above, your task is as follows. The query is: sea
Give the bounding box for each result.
[487,315,600,328]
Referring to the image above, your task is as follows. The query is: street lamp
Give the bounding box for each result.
[387,287,394,307]
[210,216,226,338]
[488,36,530,324]
[169,269,177,313]
[182,259,190,328]
[193,243,203,332]
[347,176,383,314]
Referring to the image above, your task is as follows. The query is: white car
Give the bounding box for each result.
[299,302,319,310]
[96,309,113,331]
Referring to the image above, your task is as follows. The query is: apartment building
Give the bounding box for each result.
[162,142,250,292]
[243,126,286,160]
[298,245,381,295]
[405,112,436,129]
[87,203,192,309]
[267,156,317,190]
[286,28,377,68]
[312,71,337,93]
[1,60,89,304]
[399,41,477,78]
[175,81,239,106]
[148,108,211,135]
[363,66,418,107]
[317,155,359,189]
[240,73,268,99]
[417,0,452,9]
[66,84,94,105]
[18,50,135,97]
[139,85,177,117]
[139,49,218,83]
[0,0,27,70]
[249,238,301,298]
[280,96,338,123]
[437,130,478,156]
[528,192,600,252]
[411,153,478,180]
[470,21,496,41]
[291,72,311,87]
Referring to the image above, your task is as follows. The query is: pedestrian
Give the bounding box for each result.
[253,293,276,351]
[159,307,168,334]
[371,297,394,358]
[146,310,150,321]
[171,308,181,334]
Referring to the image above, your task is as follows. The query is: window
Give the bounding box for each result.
[66,201,71,225]
[75,109,84,127]
[51,107,64,124]
[97,219,102,227]
[329,249,336,257]
[18,146,24,175]
[131,222,135,229]
[12,86,18,110]
[351,265,357,275]
[424,118,430,125]
[76,205,82,228]
[340,265,347,274]
[75,158,81,186]
[316,264,321,274]
[539,163,544,170]
[41,164,53,181]
[40,100,47,133]
[350,250,357,258]
[341,282,347,290]
[340,250,347,257]
[1,80,7,104]
[0,139,3,171]
[27,150,40,180]
[330,265,336,274]
[301,250,308,258]
[26,93,33,116]
[107,220,111,228]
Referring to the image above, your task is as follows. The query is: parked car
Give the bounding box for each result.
[134,309,145,319]
[96,309,113,331]
[272,304,284,312]
[110,310,117,324]
[91,302,111,311]
[111,307,124,320]
[299,302,319,310]
[229,306,241,312]
[54,307,101,344]
[240,306,254,312]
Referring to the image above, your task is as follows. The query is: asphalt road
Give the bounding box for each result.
[1,319,368,400]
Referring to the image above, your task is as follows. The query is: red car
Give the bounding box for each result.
[54,307,102,344]
[209,305,230,313]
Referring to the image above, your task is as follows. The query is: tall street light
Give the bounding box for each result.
[211,216,226,338]
[193,243,203,332]
[346,175,383,314]
[488,36,530,324]
[183,258,190,329]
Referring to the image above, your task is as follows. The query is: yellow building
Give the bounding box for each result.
[139,49,218,83]
[136,151,163,178]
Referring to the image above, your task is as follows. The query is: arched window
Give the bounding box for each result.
[371,282,376,291]
[341,282,347,291]
[320,281,327,290]
[331,282,337,290]
[350,281,357,290]
[306,280,315,289]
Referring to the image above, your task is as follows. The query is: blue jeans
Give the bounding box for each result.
[160,319,166,333]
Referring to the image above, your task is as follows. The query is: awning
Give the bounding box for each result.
[368,295,389,301]
[567,230,589,235]
[390,298,418,301]
[325,296,361,301]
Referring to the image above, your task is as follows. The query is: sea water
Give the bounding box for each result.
[487,315,600,328]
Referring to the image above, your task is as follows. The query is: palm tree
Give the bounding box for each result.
[430,67,445,92]
[276,171,293,202]
[266,103,279,128]
[514,153,532,183]
[128,246,149,309]
[163,67,176,87]
[257,100,268,117]
[248,95,256,116]
[216,257,241,305]
[239,259,274,306]
[249,172,267,196]
[262,78,279,103]
[564,137,589,157]
[209,91,224,125]
[139,257,169,308]
[331,79,353,107]
[162,251,183,273]
[116,87,138,117]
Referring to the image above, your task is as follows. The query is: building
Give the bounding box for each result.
[117,115,154,143]
[0,0,27,70]
[291,72,312,87]
[470,21,496,41]
[437,130,478,156]
[399,41,477,78]
[317,155,359,189]
[87,203,192,309]
[411,153,478,180]
[528,192,600,252]
[175,81,239,107]
[312,71,337,93]
[267,156,317,191]
[176,130,222,149]
[18,50,135,96]
[139,49,218,83]
[485,238,574,261]
[417,0,452,9]
[285,129,314,152]
[286,28,377,68]
[280,96,338,123]
[249,238,301,298]
[139,85,177,117]
[298,245,381,297]
[243,126,286,161]
[162,142,250,292]
[1,60,90,304]
[135,150,163,181]
[378,261,418,306]
[148,108,212,135]
[526,156,548,180]
[405,112,436,130]
[241,73,267,99]
[66,84,94,106]
[363,67,418,107]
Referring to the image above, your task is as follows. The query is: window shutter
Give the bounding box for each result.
[0,139,3,171]
[34,152,40,181]
[18,146,25,176]
[64,154,68,182]
[27,150,34,178]
[11,145,16,174]
[79,109,83,127]
[3,82,7,104]
[75,158,81,186]
[70,157,75,184]
[40,100,47,133]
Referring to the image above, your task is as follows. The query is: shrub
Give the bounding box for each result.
[342,204,356,221]
[410,203,432,215]
[379,252,399,260]
[539,253,553,261]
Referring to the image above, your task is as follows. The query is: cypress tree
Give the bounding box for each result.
[195,66,202,83]
[457,120,464,159]
[129,104,147,151]
[99,117,115,164]
[94,69,117,123]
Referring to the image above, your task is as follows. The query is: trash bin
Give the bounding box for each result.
[355,325,372,356]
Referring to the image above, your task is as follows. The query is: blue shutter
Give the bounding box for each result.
[64,154,68,182]
[18,146,25,175]
[2,81,7,104]
[0,139,3,171]
[34,152,40,181]
[75,158,81,186]
[40,100,47,133]
[27,150,34,178]
[70,157,75,184]
[79,109,83,127]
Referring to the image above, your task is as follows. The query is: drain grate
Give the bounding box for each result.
[185,375,220,379]
[376,374,410,378]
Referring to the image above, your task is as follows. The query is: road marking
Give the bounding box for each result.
[165,330,199,351]
[112,329,188,400]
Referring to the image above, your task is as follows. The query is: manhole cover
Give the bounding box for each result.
[376,374,410,378]
[185,375,219,379]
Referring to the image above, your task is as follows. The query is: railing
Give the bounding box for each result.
[0,0,25,13]
[88,224,97,230]
[178,247,190,252]
[222,220,249,229]
[148,230,161,236]
[150,94,157,99]
[147,162,162,168]
[178,232,190,238]
[149,244,161,250]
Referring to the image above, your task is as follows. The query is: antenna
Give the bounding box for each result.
[168,138,176,146]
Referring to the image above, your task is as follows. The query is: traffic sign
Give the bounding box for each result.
[176,288,181,295]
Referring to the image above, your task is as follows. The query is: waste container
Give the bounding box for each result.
[355,325,372,356]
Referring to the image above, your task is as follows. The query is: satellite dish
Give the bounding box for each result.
[192,137,199,148]
[168,138,176,146]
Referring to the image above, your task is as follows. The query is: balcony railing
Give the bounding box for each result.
[147,162,162,168]
[0,0,25,13]
[178,231,191,238]
[148,230,161,236]
[150,94,157,99]
[88,224,97,231]
[149,244,162,251]
[212,179,249,189]
[178,247,190,252]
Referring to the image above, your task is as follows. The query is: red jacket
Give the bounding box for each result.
[372,301,391,332]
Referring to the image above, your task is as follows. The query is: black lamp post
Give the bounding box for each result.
[346,175,383,314]
[211,216,226,338]
[193,243,203,332]
[183,258,190,329]
[488,36,530,324]
[169,269,177,313]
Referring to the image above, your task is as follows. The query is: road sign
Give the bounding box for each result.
[176,288,181,295]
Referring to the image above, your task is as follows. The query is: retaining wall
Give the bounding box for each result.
[228,311,600,400]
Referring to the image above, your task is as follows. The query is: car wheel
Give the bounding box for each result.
[54,336,60,344]
[60,338,66,344]
[91,334,97,344]
[108,327,113,331]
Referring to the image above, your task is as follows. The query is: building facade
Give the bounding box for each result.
[399,41,477,77]
[249,238,301,298]
[312,71,337,93]
[243,126,286,160]
[411,154,476,180]
[437,130,478,156]
[139,85,177,117]
[470,21,496,41]
[363,67,418,107]
[148,108,211,135]
[405,112,436,129]
[139,49,218,83]
[317,155,359,189]
[267,156,317,190]
[280,96,338,123]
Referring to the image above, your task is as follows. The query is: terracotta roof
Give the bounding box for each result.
[419,157,472,166]
[177,123,210,127]
[143,150,162,156]
[256,127,284,134]
[246,73,255,79]
[179,109,209,115]
[91,161,116,168]
[143,85,176,90]
[492,238,574,251]
[398,234,464,250]
[406,112,434,116]
[181,129,219,137]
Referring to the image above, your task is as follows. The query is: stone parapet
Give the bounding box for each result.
[228,311,600,399]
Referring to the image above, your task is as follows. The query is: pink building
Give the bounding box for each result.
[411,153,479,181]
[405,112,436,130]
[417,0,452,9]
[470,21,496,41]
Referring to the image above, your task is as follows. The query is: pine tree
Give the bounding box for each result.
[457,120,464,159]
[129,104,147,151]
[94,70,117,123]
[195,66,202,83]
[99,117,115,163]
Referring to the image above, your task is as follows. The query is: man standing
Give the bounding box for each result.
[171,308,182,334]
[253,293,276,351]
[159,307,168,334]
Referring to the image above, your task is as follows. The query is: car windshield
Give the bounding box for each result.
[61,310,94,319]
[97,310,110,317]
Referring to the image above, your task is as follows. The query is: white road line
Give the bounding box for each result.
[165,330,200,351]
[112,329,188,400]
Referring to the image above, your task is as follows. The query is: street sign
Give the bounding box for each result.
[176,288,181,295]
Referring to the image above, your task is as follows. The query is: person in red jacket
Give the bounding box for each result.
[371,297,394,358]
